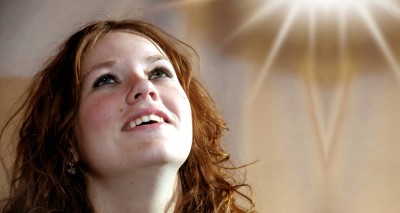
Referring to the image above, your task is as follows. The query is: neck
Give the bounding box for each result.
[86,166,181,213]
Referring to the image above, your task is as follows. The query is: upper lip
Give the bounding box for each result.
[122,108,171,131]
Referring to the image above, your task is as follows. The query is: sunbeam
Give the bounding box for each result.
[308,4,316,59]
[323,2,350,159]
[356,3,400,81]
[326,57,354,162]
[247,4,301,104]
[369,0,400,21]
[287,0,376,10]
[223,0,286,45]
[243,0,396,103]
[240,0,399,160]
[296,0,363,8]
[338,8,347,62]
[305,4,329,158]
[303,54,327,160]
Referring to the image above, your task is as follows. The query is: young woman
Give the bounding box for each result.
[1,19,254,213]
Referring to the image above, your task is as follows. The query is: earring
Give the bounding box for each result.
[67,162,76,175]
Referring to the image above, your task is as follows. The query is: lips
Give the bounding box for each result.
[122,109,171,131]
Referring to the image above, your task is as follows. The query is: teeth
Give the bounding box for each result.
[126,114,165,130]
[128,121,136,129]
[149,115,159,122]
[140,115,150,124]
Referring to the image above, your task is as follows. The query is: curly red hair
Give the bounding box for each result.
[1,19,254,212]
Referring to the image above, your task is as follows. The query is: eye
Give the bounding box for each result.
[93,74,119,88]
[149,67,172,80]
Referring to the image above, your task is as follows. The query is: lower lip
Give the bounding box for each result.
[123,122,167,132]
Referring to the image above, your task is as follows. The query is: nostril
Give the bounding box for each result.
[131,89,157,101]
[149,91,156,97]
[134,93,141,99]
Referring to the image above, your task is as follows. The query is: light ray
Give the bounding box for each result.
[356,4,400,81]
[338,8,347,61]
[324,6,349,160]
[305,6,327,159]
[296,0,363,9]
[326,9,354,162]
[369,0,400,21]
[308,4,316,59]
[305,4,329,160]
[288,0,388,8]
[303,54,328,162]
[247,4,300,104]
[326,58,354,164]
[222,0,286,45]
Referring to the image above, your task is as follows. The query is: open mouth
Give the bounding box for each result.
[125,114,166,130]
[138,120,158,126]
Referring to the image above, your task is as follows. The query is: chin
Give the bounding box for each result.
[134,139,191,168]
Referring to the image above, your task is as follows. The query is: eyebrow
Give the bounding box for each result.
[82,60,116,81]
[89,55,167,72]
[145,55,169,64]
[82,55,169,81]
[89,60,116,73]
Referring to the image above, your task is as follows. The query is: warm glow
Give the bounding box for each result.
[233,0,399,103]
[293,0,368,9]
[160,0,400,101]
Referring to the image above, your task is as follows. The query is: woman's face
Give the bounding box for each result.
[75,32,192,177]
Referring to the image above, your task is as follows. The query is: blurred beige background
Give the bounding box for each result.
[2,0,400,212]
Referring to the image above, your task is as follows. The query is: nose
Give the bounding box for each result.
[126,78,160,104]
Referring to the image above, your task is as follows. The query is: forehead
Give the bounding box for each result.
[86,31,165,57]
[82,32,167,69]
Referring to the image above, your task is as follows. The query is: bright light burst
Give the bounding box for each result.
[239,0,400,104]
[294,0,369,9]
[156,0,400,91]
[238,0,400,157]
[154,0,400,158]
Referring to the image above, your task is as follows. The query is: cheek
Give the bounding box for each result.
[75,94,124,169]
[181,95,192,122]
[161,85,192,128]
[76,94,122,138]
[173,88,193,129]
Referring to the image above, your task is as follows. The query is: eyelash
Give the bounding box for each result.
[92,74,118,88]
[91,67,173,89]
[149,66,173,80]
